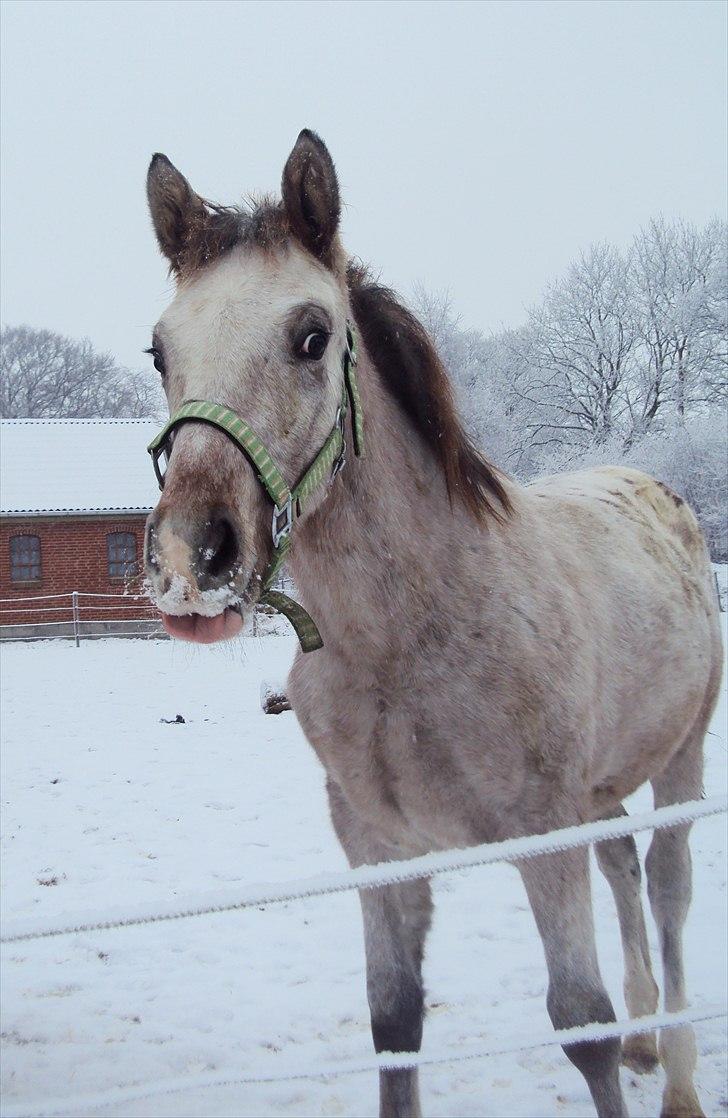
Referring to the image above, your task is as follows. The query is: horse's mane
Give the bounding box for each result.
[347,263,512,523]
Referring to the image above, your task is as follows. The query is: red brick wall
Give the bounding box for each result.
[0,515,157,627]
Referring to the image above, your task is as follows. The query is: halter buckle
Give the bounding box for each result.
[331,404,347,478]
[331,446,346,478]
[272,495,293,547]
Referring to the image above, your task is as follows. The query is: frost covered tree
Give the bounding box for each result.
[517,243,637,452]
[0,325,164,419]
[629,217,727,430]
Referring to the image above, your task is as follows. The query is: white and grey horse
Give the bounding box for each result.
[142,130,722,1118]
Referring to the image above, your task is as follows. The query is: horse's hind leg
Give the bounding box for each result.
[646,729,706,1118]
[327,780,432,1118]
[520,846,628,1117]
[595,806,659,1073]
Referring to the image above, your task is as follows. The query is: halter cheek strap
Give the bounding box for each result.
[146,326,363,652]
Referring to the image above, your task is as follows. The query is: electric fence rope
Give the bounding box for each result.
[2,795,724,945]
[3,1005,725,1118]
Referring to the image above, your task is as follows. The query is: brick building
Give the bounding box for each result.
[0,419,160,633]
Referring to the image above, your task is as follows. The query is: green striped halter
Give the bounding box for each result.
[147,325,363,653]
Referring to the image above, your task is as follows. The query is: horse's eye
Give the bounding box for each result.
[145,347,166,377]
[299,332,328,360]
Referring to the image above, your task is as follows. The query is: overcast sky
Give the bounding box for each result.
[1,0,726,373]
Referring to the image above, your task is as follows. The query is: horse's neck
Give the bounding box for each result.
[289,358,512,655]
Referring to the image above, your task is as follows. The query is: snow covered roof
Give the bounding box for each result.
[0,418,161,516]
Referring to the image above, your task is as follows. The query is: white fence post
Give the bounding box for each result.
[71,591,80,647]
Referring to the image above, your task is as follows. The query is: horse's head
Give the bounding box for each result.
[143,131,350,642]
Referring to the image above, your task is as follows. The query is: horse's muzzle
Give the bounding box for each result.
[144,507,246,642]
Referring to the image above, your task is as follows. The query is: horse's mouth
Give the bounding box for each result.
[160,604,244,644]
[152,572,252,644]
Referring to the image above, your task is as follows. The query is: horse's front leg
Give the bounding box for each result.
[327,780,432,1118]
[360,878,432,1118]
[519,845,628,1118]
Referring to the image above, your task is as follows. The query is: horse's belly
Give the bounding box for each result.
[587,624,715,812]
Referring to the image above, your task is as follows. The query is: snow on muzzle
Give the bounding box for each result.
[145,508,246,643]
[143,434,261,642]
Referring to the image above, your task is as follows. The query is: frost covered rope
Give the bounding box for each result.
[3,1005,726,1118]
[2,796,724,945]
[0,593,71,602]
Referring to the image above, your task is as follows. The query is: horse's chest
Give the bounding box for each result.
[292,678,491,852]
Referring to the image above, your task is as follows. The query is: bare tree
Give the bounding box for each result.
[629,217,727,429]
[0,325,164,418]
[516,243,637,453]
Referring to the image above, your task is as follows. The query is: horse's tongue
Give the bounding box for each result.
[161,608,243,644]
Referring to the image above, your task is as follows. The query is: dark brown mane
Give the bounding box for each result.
[347,263,512,522]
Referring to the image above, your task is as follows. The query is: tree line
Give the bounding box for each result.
[413,216,727,560]
[0,325,163,420]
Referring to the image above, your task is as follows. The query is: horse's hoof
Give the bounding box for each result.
[621,1033,659,1074]
[660,1085,705,1118]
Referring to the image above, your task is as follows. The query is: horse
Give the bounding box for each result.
[141,130,722,1118]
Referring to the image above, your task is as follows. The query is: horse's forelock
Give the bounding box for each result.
[170,196,288,278]
[173,196,348,283]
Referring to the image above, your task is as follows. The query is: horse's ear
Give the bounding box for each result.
[147,153,206,272]
[281,130,340,262]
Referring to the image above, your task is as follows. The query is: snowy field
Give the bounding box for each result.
[1,601,726,1118]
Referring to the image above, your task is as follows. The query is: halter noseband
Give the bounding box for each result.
[146,325,363,652]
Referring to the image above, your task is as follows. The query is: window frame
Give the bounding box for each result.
[9,534,42,583]
[106,531,138,580]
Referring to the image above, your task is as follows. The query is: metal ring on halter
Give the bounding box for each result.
[151,431,176,489]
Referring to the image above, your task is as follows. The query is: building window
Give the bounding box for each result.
[10,535,42,581]
[107,532,137,578]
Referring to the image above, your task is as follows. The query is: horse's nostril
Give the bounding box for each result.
[198,516,239,582]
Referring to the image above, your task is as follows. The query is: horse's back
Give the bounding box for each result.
[528,462,720,666]
[530,464,712,591]
[584,465,706,564]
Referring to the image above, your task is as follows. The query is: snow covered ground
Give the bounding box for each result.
[1,600,726,1118]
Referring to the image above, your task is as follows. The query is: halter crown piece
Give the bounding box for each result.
[147,325,364,653]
